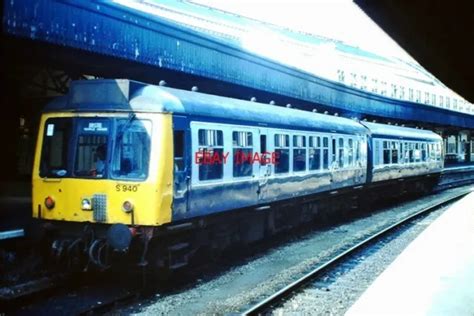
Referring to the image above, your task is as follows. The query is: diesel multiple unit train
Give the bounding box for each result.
[33,79,443,270]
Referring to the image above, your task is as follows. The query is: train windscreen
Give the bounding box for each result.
[39,117,151,180]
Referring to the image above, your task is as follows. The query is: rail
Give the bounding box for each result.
[241,190,470,315]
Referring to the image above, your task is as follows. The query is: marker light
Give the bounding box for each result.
[122,200,134,213]
[81,198,92,210]
[44,196,55,210]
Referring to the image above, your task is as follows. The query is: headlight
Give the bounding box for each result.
[81,198,92,210]
[122,200,134,213]
[44,196,55,210]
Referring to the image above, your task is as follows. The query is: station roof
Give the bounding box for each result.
[3,0,474,129]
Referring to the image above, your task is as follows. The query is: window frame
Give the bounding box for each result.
[309,135,322,171]
[110,118,152,181]
[196,128,225,182]
[274,133,290,174]
[232,130,254,178]
[292,134,307,173]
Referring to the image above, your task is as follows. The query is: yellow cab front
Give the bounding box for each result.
[32,112,173,227]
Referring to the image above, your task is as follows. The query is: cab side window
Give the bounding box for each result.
[174,131,185,171]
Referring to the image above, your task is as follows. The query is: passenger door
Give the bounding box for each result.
[258,129,271,202]
[354,138,365,183]
[172,116,190,216]
[329,136,339,185]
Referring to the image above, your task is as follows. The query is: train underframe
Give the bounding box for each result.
[36,174,440,276]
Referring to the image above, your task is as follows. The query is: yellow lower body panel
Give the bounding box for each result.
[32,178,172,226]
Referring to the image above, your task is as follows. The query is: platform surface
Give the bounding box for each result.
[443,162,474,171]
[346,189,474,316]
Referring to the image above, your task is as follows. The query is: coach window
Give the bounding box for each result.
[309,136,321,171]
[391,142,399,164]
[409,88,414,101]
[436,143,442,161]
[322,137,330,169]
[446,97,451,109]
[399,143,404,164]
[355,139,361,164]
[233,131,253,177]
[373,140,380,166]
[383,141,390,164]
[260,134,267,166]
[197,129,223,181]
[440,96,444,107]
[331,138,337,167]
[406,143,410,162]
[430,143,436,161]
[274,134,289,174]
[293,135,306,172]
[408,143,415,163]
[432,94,437,106]
[414,143,421,162]
[407,143,411,162]
[338,138,345,168]
[348,139,354,166]
[421,143,427,161]
[405,143,409,163]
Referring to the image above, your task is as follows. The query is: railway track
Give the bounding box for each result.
[0,229,24,241]
[0,273,70,303]
[1,173,473,314]
[1,270,141,314]
[241,189,470,315]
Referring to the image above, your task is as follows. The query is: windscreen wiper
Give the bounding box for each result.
[116,113,136,141]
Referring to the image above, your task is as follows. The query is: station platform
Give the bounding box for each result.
[0,181,31,239]
[346,189,474,315]
[443,161,474,171]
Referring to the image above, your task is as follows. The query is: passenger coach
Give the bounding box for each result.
[32,79,443,270]
[362,122,443,193]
